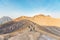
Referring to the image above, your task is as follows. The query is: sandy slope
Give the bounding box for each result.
[15,14,60,27]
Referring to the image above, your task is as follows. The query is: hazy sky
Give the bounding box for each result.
[0,0,60,18]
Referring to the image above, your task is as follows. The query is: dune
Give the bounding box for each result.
[15,14,60,27]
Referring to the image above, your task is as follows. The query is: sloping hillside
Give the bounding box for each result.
[0,19,60,40]
[0,19,60,37]
[8,31,60,40]
[0,19,36,34]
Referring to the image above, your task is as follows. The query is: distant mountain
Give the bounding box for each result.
[0,16,12,25]
[15,14,60,27]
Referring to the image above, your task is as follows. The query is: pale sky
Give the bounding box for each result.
[0,0,60,18]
